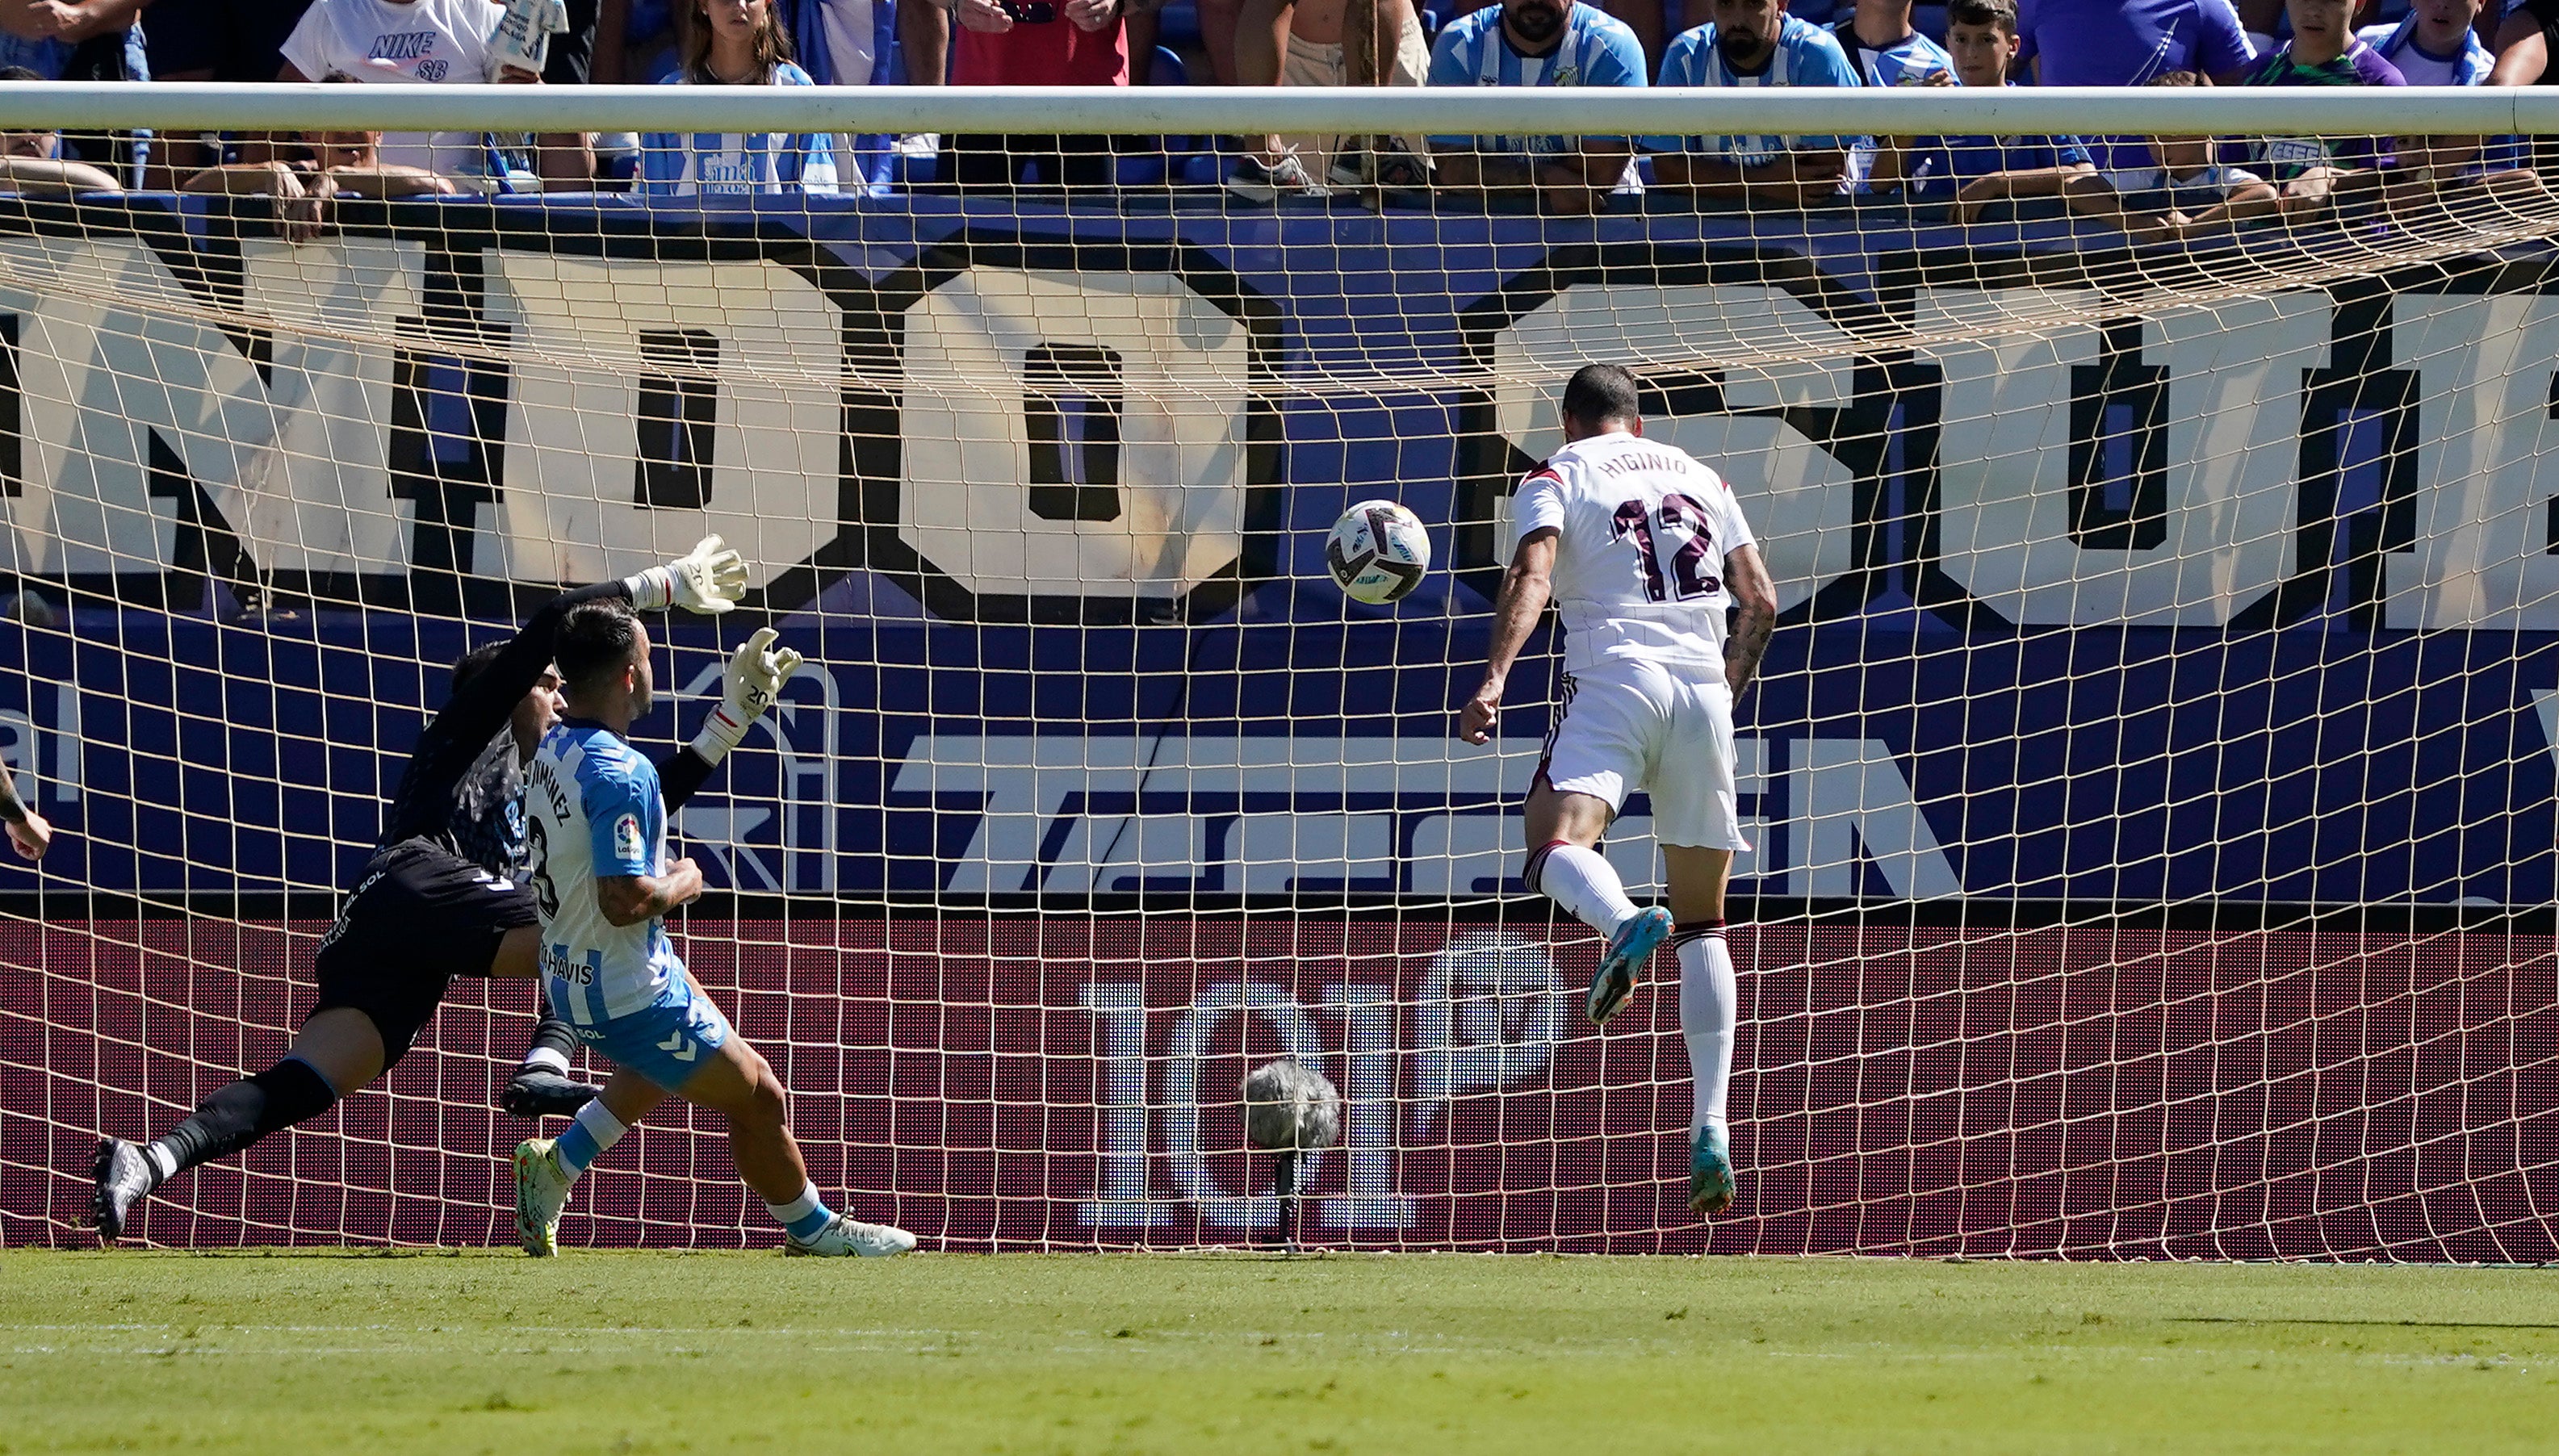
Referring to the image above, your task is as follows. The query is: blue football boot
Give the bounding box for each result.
[1689,1123,1736,1216]
[1586,906,1673,1025]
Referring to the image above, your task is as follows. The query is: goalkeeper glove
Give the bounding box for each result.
[626,533,748,614]
[691,626,803,766]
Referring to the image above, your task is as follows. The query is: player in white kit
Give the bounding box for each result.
[1460,363,1778,1217]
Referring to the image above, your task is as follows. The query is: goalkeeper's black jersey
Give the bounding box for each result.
[376,580,630,873]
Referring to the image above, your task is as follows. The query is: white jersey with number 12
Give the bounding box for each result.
[1510,431,1758,680]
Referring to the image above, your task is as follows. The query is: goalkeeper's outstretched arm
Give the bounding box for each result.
[383,537,747,843]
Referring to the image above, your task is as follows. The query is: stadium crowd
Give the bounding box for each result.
[0,0,2549,218]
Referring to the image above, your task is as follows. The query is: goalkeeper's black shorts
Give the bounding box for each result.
[310,837,538,1066]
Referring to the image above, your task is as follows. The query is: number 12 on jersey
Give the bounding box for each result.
[1614,494,1722,602]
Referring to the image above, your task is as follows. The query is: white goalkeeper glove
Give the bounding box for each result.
[690,626,803,766]
[487,0,570,79]
[626,534,748,615]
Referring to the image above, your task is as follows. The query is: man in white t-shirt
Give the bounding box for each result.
[279,0,575,186]
[1460,362,1778,1220]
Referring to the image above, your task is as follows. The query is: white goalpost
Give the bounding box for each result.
[0,82,2557,1258]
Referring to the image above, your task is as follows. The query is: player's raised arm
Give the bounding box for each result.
[1461,525,1560,746]
[0,759,52,860]
[1721,542,1777,700]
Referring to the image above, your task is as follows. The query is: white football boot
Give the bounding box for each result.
[513,1138,573,1257]
[785,1213,917,1257]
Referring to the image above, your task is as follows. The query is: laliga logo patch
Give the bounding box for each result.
[614,812,645,863]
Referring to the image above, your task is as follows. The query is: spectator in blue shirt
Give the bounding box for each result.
[1643,0,1862,207]
[639,0,840,197]
[1832,0,1952,86]
[2359,0,2526,182]
[1425,0,1648,214]
[1868,0,2096,221]
[1829,0,1954,185]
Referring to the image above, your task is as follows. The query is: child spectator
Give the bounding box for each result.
[2073,70,2280,241]
[2364,0,2497,84]
[639,0,840,195]
[279,0,566,188]
[182,118,455,241]
[1832,0,1952,86]
[2017,0,2256,171]
[2235,0,2401,216]
[1426,0,1648,215]
[2360,0,2529,183]
[1643,0,1861,208]
[1869,0,2096,223]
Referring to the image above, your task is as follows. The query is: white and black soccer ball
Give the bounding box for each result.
[1325,500,1430,605]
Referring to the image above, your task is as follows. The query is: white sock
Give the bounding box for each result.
[1676,922,1736,1133]
[765,1182,836,1242]
[1527,840,1638,937]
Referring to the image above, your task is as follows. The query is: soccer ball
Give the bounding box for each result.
[1326,500,1430,605]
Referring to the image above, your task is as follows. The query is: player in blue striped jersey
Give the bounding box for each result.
[512,600,914,1258]
[90,539,760,1242]
[1424,0,1648,214]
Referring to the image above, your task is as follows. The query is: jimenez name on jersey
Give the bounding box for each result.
[525,719,686,1025]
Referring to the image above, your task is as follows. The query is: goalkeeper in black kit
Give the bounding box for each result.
[92,536,787,1241]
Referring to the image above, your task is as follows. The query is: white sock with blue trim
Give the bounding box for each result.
[766,1182,836,1243]
[554,1099,627,1180]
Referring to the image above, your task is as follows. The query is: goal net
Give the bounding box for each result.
[2,82,2557,1258]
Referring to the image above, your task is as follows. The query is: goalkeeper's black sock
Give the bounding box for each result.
[142,1057,337,1184]
[500,1012,601,1119]
[517,1011,580,1075]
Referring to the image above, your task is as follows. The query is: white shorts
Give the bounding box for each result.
[1540,659,1747,851]
[1277,19,1431,178]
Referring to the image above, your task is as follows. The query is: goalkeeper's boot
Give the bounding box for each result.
[513,1138,573,1258]
[1588,906,1673,1026]
[499,1069,604,1121]
[91,1138,155,1243]
[1688,1123,1736,1217]
[785,1214,917,1258]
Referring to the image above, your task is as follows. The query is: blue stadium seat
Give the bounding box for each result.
[1155,0,1203,52]
[1120,46,1225,186]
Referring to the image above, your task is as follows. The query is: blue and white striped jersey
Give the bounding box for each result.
[1425,2,1648,157]
[1833,23,1952,89]
[1644,15,1861,161]
[638,63,840,197]
[526,718,686,1025]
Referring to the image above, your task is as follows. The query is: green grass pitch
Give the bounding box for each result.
[2,1250,2554,1454]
